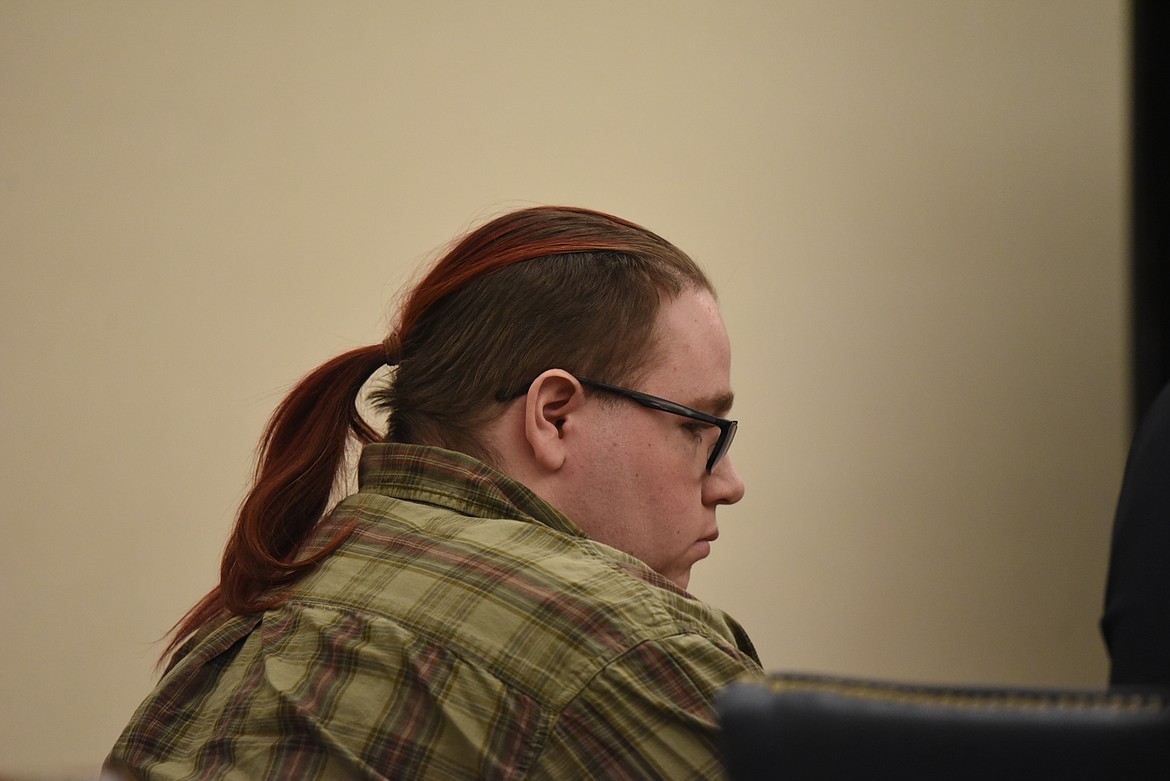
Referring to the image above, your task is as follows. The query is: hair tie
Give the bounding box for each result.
[382,331,402,367]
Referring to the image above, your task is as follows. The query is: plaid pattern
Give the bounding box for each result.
[106,443,762,780]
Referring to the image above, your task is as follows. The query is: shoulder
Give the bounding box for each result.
[534,632,762,779]
[292,491,759,706]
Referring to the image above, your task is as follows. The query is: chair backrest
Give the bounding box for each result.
[715,673,1170,781]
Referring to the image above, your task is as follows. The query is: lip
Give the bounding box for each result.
[692,528,719,560]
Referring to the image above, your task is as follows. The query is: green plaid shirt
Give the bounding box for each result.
[107,443,762,780]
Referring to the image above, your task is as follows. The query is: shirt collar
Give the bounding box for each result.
[357,442,586,540]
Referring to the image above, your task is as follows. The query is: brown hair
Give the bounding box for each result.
[163,205,711,662]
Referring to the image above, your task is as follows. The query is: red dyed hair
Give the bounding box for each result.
[163,206,710,663]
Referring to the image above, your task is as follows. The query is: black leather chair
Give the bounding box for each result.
[715,672,1170,780]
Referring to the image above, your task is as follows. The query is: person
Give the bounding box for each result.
[104,206,762,780]
[1101,380,1170,687]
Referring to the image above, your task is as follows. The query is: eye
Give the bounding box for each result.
[682,422,707,442]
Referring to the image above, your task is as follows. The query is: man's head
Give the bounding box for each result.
[167,205,742,657]
[376,206,712,456]
[374,205,744,588]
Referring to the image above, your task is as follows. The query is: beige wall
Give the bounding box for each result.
[0,1,1128,776]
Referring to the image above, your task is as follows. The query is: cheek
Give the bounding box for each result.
[584,419,708,566]
[633,476,705,555]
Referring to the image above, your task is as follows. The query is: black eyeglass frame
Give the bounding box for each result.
[575,376,737,474]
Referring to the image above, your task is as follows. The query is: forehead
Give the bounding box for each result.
[641,288,733,411]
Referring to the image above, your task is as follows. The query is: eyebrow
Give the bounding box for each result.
[695,391,735,418]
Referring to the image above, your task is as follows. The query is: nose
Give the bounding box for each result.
[705,455,745,506]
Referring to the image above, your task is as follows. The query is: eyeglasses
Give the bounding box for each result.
[575,377,737,474]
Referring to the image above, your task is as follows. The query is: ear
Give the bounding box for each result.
[523,369,587,472]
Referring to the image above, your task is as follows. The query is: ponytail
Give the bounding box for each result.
[160,205,708,667]
[163,343,389,662]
